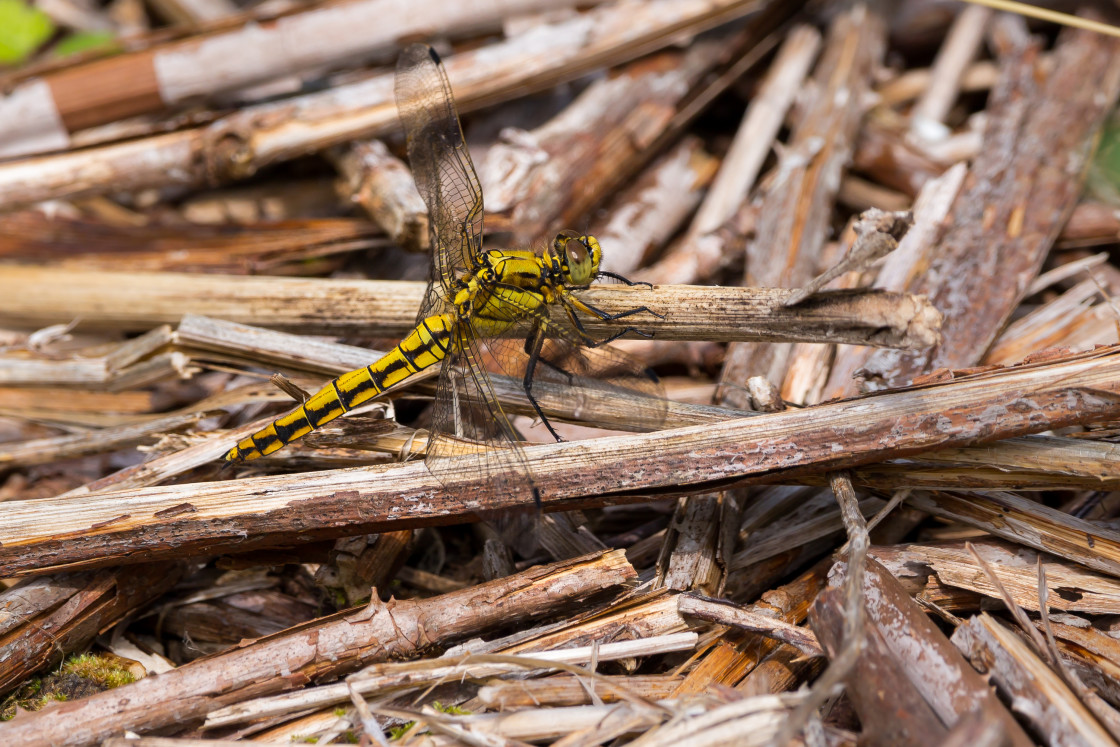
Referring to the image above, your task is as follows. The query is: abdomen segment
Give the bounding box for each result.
[225,314,455,462]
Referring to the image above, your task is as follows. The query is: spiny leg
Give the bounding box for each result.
[597,270,654,289]
[521,325,566,442]
[564,287,665,331]
[558,304,660,384]
[582,299,663,323]
[561,302,654,347]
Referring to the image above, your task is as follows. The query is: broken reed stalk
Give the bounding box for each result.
[676,594,822,657]
[0,267,940,347]
[903,490,1120,578]
[951,612,1117,744]
[966,542,1115,735]
[2,344,1119,574]
[871,538,1120,618]
[0,550,637,745]
[205,632,698,730]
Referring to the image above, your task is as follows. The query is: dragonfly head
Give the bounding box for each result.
[552,230,602,286]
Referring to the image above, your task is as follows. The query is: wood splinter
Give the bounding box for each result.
[784,208,914,307]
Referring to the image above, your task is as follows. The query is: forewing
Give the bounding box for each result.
[395,43,484,321]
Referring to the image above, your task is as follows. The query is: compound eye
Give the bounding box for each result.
[566,238,588,267]
[565,237,594,284]
[553,229,579,252]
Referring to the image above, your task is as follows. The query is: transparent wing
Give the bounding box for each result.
[396,44,538,525]
[395,43,484,322]
[426,325,540,516]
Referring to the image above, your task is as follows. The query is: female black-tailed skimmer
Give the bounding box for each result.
[226,44,665,507]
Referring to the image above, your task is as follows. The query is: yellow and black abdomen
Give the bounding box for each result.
[225,314,456,462]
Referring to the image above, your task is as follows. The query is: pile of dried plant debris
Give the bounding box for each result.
[2,0,1120,744]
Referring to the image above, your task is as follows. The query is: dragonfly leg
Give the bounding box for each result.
[566,291,666,323]
[520,327,575,383]
[522,326,565,442]
[597,270,654,290]
[562,301,654,346]
[596,326,653,345]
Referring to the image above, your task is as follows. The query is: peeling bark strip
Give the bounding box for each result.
[3,345,1120,574]
[811,584,950,745]
[863,24,1120,386]
[0,550,636,745]
[0,0,569,156]
[0,0,780,210]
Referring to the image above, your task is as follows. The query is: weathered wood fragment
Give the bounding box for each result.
[591,136,718,277]
[811,582,950,746]
[720,4,887,407]
[0,213,379,273]
[0,0,782,210]
[0,0,577,156]
[678,593,822,657]
[858,557,1032,744]
[3,344,1120,573]
[477,672,681,709]
[206,631,696,729]
[329,139,427,251]
[673,560,829,696]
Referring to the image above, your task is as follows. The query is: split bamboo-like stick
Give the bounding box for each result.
[0,0,580,156]
[0,267,942,348]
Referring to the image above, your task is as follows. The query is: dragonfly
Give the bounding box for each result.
[225,43,665,508]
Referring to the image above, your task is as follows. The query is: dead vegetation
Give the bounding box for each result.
[1,0,1120,745]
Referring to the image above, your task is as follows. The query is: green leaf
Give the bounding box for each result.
[0,0,54,65]
[53,30,117,58]
[1087,112,1120,207]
